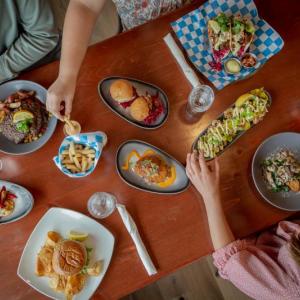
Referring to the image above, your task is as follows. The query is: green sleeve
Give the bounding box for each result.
[0,0,60,83]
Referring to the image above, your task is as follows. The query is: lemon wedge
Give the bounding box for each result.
[68,230,88,242]
[235,93,254,107]
[13,110,34,123]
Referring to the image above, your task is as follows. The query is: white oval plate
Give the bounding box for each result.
[0,180,34,225]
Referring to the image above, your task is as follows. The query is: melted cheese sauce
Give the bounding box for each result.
[122,149,176,188]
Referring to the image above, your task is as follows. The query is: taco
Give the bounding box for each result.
[207,13,231,62]
[230,15,255,57]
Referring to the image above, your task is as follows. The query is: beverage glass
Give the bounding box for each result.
[186,85,214,120]
[87,192,116,219]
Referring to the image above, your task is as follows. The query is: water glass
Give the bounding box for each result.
[87,192,116,219]
[186,85,214,119]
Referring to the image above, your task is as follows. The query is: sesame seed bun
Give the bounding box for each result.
[52,240,86,276]
[109,80,134,103]
[130,97,150,121]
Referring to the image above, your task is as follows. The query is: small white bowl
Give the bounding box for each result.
[224,58,242,75]
[241,53,258,68]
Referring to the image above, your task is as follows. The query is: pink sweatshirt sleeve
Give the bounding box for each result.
[213,239,300,300]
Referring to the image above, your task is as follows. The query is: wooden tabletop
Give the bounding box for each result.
[1,0,300,299]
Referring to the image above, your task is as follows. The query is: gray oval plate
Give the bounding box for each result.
[0,180,34,224]
[116,140,189,194]
[0,80,57,155]
[98,76,169,130]
[252,132,300,211]
[192,90,272,160]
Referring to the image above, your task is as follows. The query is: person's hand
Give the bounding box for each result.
[46,76,76,120]
[186,152,220,204]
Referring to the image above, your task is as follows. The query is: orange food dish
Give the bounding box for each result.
[122,149,176,188]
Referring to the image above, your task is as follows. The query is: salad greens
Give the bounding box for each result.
[81,246,93,274]
[215,13,230,32]
[232,18,245,34]
[15,118,33,133]
[197,88,270,159]
[262,150,300,192]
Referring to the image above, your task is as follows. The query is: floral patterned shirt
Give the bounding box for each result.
[113,0,190,30]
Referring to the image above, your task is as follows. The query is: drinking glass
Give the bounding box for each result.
[87,192,116,219]
[186,85,214,120]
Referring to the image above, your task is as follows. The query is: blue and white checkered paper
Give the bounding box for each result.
[53,131,107,178]
[171,0,284,90]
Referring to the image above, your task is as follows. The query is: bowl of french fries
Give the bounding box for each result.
[53,132,107,178]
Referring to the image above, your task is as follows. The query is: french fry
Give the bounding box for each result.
[86,158,94,171]
[61,159,73,164]
[81,156,88,172]
[61,142,95,174]
[80,149,95,155]
[69,142,76,156]
[65,164,80,173]
[73,156,81,170]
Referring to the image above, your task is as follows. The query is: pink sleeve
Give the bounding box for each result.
[213,240,300,300]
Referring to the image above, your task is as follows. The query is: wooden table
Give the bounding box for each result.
[1,0,300,299]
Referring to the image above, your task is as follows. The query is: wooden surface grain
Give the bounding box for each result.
[1,0,300,299]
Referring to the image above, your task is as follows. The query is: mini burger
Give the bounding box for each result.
[130,97,150,121]
[52,240,87,276]
[109,79,135,103]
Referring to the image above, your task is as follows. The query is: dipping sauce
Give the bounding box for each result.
[241,53,257,68]
[224,58,241,74]
[63,120,81,136]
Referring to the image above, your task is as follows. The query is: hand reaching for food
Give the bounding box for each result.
[46,77,76,121]
[186,152,235,250]
[186,152,220,204]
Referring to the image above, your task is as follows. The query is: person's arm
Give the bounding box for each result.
[186,153,300,299]
[0,0,59,83]
[186,152,235,250]
[46,0,106,120]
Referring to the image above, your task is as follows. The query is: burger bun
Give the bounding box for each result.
[52,240,87,276]
[130,97,150,121]
[110,79,134,103]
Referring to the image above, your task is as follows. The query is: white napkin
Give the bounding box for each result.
[164,33,201,88]
[116,204,157,276]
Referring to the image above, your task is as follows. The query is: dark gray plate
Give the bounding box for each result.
[98,76,168,129]
[0,80,57,155]
[192,90,272,160]
[0,180,34,225]
[116,140,189,194]
[252,132,300,211]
